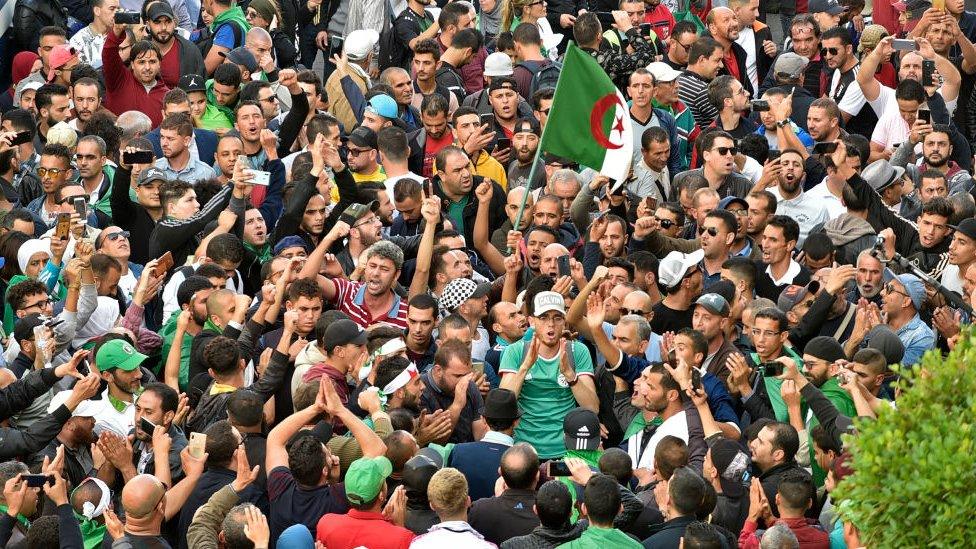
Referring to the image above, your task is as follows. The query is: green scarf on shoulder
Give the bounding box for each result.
[73,511,107,549]
[244,242,272,264]
[210,5,250,34]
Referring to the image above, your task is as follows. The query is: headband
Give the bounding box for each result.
[357,338,407,381]
[382,363,420,396]
[73,477,111,520]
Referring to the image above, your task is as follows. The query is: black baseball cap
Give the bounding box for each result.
[563,408,601,451]
[348,126,378,150]
[178,74,206,93]
[320,319,367,353]
[14,313,44,342]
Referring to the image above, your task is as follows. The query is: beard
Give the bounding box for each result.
[925,153,949,167]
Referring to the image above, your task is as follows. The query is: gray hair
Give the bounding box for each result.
[618,314,652,342]
[366,240,404,271]
[745,297,776,317]
[548,168,580,189]
[0,461,28,486]
[760,523,799,549]
[116,111,152,142]
[221,503,259,548]
[78,134,107,156]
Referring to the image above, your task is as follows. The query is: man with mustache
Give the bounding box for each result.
[759,149,829,247]
[69,77,104,133]
[102,23,170,127]
[506,118,543,190]
[143,1,205,89]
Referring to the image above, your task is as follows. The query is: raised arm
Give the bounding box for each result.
[408,193,443,299]
[473,181,508,275]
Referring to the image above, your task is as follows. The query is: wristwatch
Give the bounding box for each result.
[776,119,790,128]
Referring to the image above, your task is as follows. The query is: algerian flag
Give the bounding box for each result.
[540,43,633,183]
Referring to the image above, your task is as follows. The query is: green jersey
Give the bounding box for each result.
[499,339,594,458]
[557,525,643,549]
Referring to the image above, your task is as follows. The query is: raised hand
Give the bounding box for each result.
[104,508,125,539]
[585,292,606,330]
[243,505,270,549]
[589,214,608,242]
[504,250,523,276]
[382,485,407,527]
[475,180,493,204]
[54,349,89,380]
[3,475,27,516]
[232,446,260,492]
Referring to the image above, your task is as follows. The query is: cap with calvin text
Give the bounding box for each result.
[532,291,566,317]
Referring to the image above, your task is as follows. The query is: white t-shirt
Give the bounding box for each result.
[941,263,964,294]
[736,27,759,93]
[831,66,868,118]
[805,181,848,220]
[871,107,910,149]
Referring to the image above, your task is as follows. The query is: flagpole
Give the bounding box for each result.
[506,43,572,255]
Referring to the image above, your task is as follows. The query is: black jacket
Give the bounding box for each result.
[149,184,239,272]
[109,166,159,265]
[468,489,540,546]
[435,61,467,104]
[187,348,290,434]
[11,0,67,52]
[0,405,70,460]
[432,175,507,252]
[642,515,697,549]
[501,522,586,549]
[271,29,298,69]
[757,461,816,519]
[175,34,206,82]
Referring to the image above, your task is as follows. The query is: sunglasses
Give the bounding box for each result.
[105,230,130,241]
[699,226,719,237]
[712,146,738,156]
[884,282,910,298]
[37,167,67,178]
[658,219,675,229]
[821,47,841,56]
[622,308,650,316]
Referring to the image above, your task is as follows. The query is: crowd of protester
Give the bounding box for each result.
[0,0,967,546]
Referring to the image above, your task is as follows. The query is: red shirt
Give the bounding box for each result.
[643,5,676,41]
[423,130,455,177]
[316,509,415,549]
[330,277,409,330]
[723,49,741,81]
[739,518,829,549]
[159,39,182,89]
[102,29,170,128]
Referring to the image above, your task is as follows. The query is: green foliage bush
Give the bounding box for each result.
[833,329,976,548]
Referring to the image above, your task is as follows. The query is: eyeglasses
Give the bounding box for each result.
[37,167,67,178]
[883,282,910,298]
[821,47,841,56]
[245,9,259,18]
[24,298,53,310]
[751,328,782,338]
[699,226,719,237]
[675,40,695,51]
[347,147,371,156]
[105,230,130,241]
[622,308,651,316]
[711,146,738,156]
[353,216,380,228]
[259,95,277,104]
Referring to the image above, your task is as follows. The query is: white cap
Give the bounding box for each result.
[48,389,102,418]
[484,52,514,77]
[646,61,682,83]
[533,291,566,317]
[658,249,704,288]
[344,29,380,61]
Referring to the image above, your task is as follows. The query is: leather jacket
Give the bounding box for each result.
[12,0,68,52]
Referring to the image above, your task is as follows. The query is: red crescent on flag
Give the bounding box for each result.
[589,93,624,150]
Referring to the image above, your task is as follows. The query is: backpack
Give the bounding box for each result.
[195,20,245,59]
[378,4,430,71]
[517,60,562,96]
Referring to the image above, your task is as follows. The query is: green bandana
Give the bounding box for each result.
[204,318,223,335]
[623,414,664,440]
[73,512,107,549]
[243,242,272,264]
[0,504,30,529]
[108,386,143,413]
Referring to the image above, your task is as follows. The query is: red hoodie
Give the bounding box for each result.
[101,29,170,128]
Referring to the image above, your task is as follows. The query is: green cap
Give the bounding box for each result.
[345,456,392,505]
[96,339,148,372]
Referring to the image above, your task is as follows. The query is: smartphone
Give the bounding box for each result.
[933,0,945,10]
[114,10,141,24]
[691,369,702,392]
[23,474,52,488]
[188,432,207,459]
[471,361,485,377]
[557,254,571,277]
[922,59,936,86]
[139,416,157,436]
[496,137,512,151]
[917,109,931,124]
[73,197,87,219]
[479,112,494,127]
[245,169,271,186]
[767,150,783,162]
[892,39,918,51]
[9,131,32,146]
[813,142,839,154]
[595,11,615,29]
[122,150,153,165]
[750,100,770,112]
[54,213,71,240]
[152,251,174,278]
[644,196,658,211]
[548,461,571,476]
[639,23,651,36]
[761,361,785,377]
[423,178,434,198]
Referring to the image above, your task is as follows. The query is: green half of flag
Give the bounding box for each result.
[539,43,634,182]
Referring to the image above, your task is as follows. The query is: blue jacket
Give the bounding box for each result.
[652,107,682,178]
[146,127,219,167]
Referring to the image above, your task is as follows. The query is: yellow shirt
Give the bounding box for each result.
[329,165,387,202]
[472,150,508,191]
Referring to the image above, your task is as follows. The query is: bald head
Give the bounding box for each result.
[121,474,165,518]
[247,27,272,42]
[541,243,570,277]
[206,288,235,318]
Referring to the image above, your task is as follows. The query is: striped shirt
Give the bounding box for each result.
[69,26,107,70]
[677,70,717,130]
[331,277,408,330]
